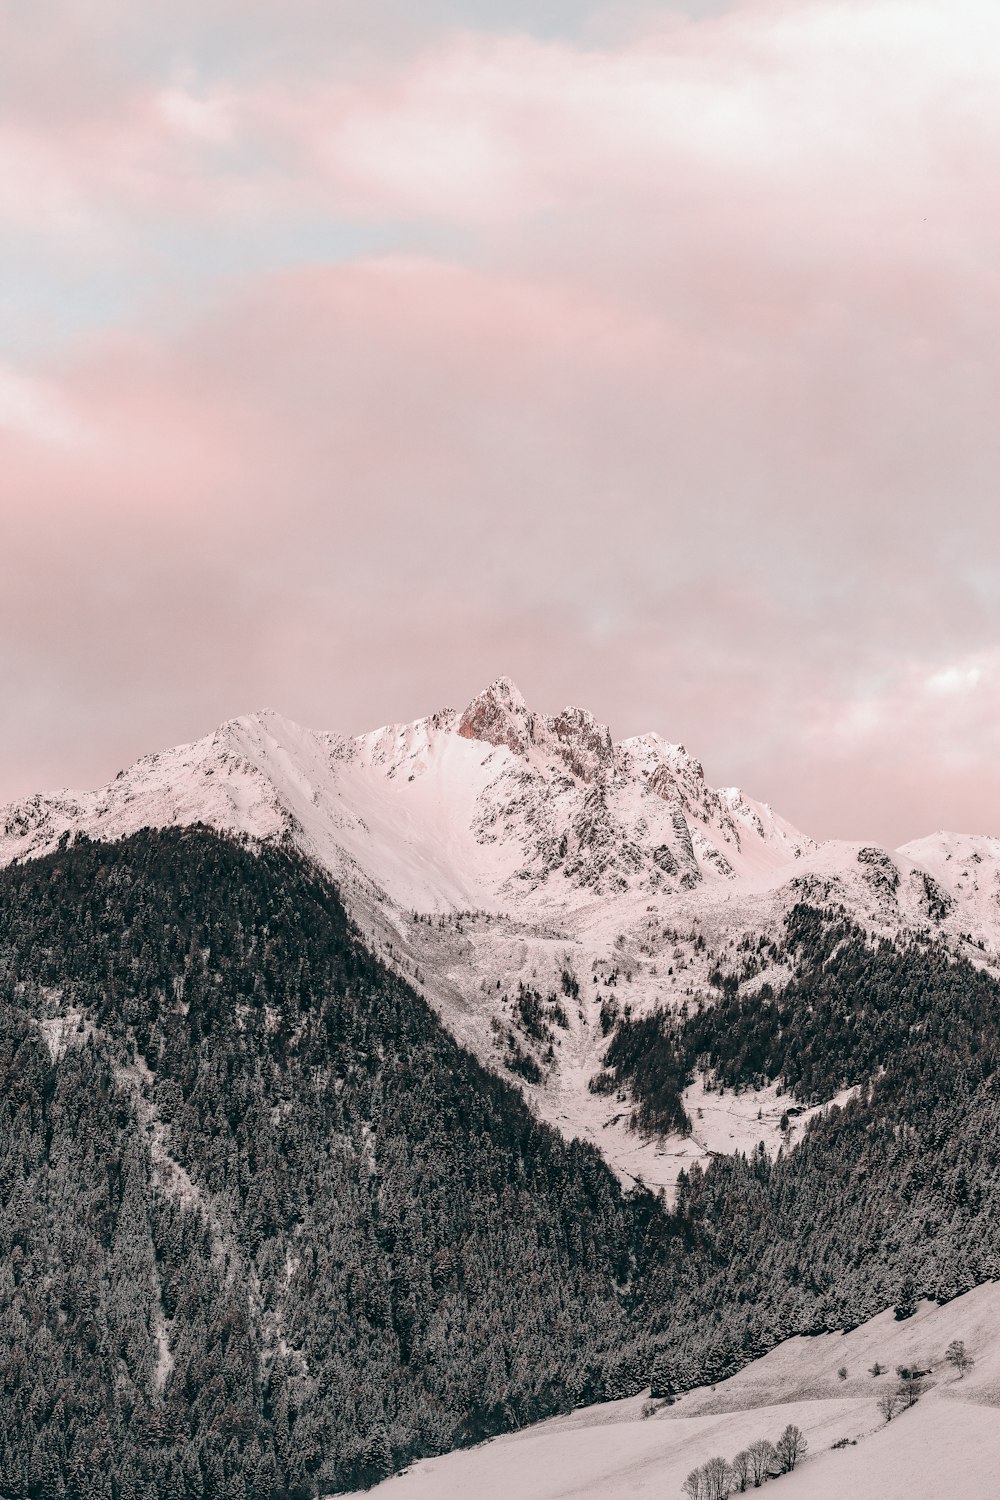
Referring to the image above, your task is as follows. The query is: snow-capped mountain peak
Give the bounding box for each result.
[457,677,616,784]
[1,680,814,899]
[6,681,1000,1192]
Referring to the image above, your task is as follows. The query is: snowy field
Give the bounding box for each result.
[343,1283,1000,1499]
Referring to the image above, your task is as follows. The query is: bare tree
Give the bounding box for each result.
[682,1467,705,1500]
[877,1388,900,1423]
[731,1451,751,1493]
[747,1438,777,1488]
[899,1375,924,1409]
[703,1456,734,1500]
[945,1339,975,1379]
[775,1423,807,1474]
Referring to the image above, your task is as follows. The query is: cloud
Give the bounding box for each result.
[0,364,92,446]
[3,0,1000,847]
[926,662,985,696]
[6,2,998,236]
[156,87,236,145]
[1,241,997,844]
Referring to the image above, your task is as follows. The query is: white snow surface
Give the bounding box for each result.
[5,678,1000,1186]
[341,1282,1000,1500]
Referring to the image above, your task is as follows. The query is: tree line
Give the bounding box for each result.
[682,1423,806,1497]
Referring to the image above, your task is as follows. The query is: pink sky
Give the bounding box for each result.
[3,0,1000,844]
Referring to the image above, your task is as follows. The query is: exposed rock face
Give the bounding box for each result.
[857,846,901,903]
[917,870,953,921]
[668,805,701,883]
[546,707,615,783]
[457,680,616,786]
[457,678,537,755]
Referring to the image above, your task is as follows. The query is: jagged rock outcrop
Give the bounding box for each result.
[457,677,537,754]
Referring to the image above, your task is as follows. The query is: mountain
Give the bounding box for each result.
[5,689,1000,1498]
[3,678,999,1193]
[3,678,998,1191]
[0,677,811,902]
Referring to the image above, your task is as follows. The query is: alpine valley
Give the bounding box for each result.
[2,680,1000,1499]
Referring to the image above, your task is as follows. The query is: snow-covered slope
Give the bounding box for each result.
[342,1282,1000,1500]
[0,679,812,904]
[4,678,999,1187]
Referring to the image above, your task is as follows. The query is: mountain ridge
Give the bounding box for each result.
[4,678,999,1190]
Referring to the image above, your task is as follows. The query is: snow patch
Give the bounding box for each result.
[37,1010,93,1061]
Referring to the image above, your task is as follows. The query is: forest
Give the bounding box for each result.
[0,829,637,1498]
[2,830,1000,1497]
[626,906,1000,1391]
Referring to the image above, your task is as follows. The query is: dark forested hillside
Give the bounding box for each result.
[0,829,639,1499]
[681,903,1000,1104]
[595,902,1000,1141]
[628,907,1000,1391]
[4,833,1000,1500]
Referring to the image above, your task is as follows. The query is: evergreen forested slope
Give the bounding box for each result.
[628,908,1000,1390]
[3,831,1000,1499]
[0,830,638,1499]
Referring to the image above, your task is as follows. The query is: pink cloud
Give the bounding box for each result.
[2,241,998,844]
[9,1,1000,245]
[4,0,1000,846]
